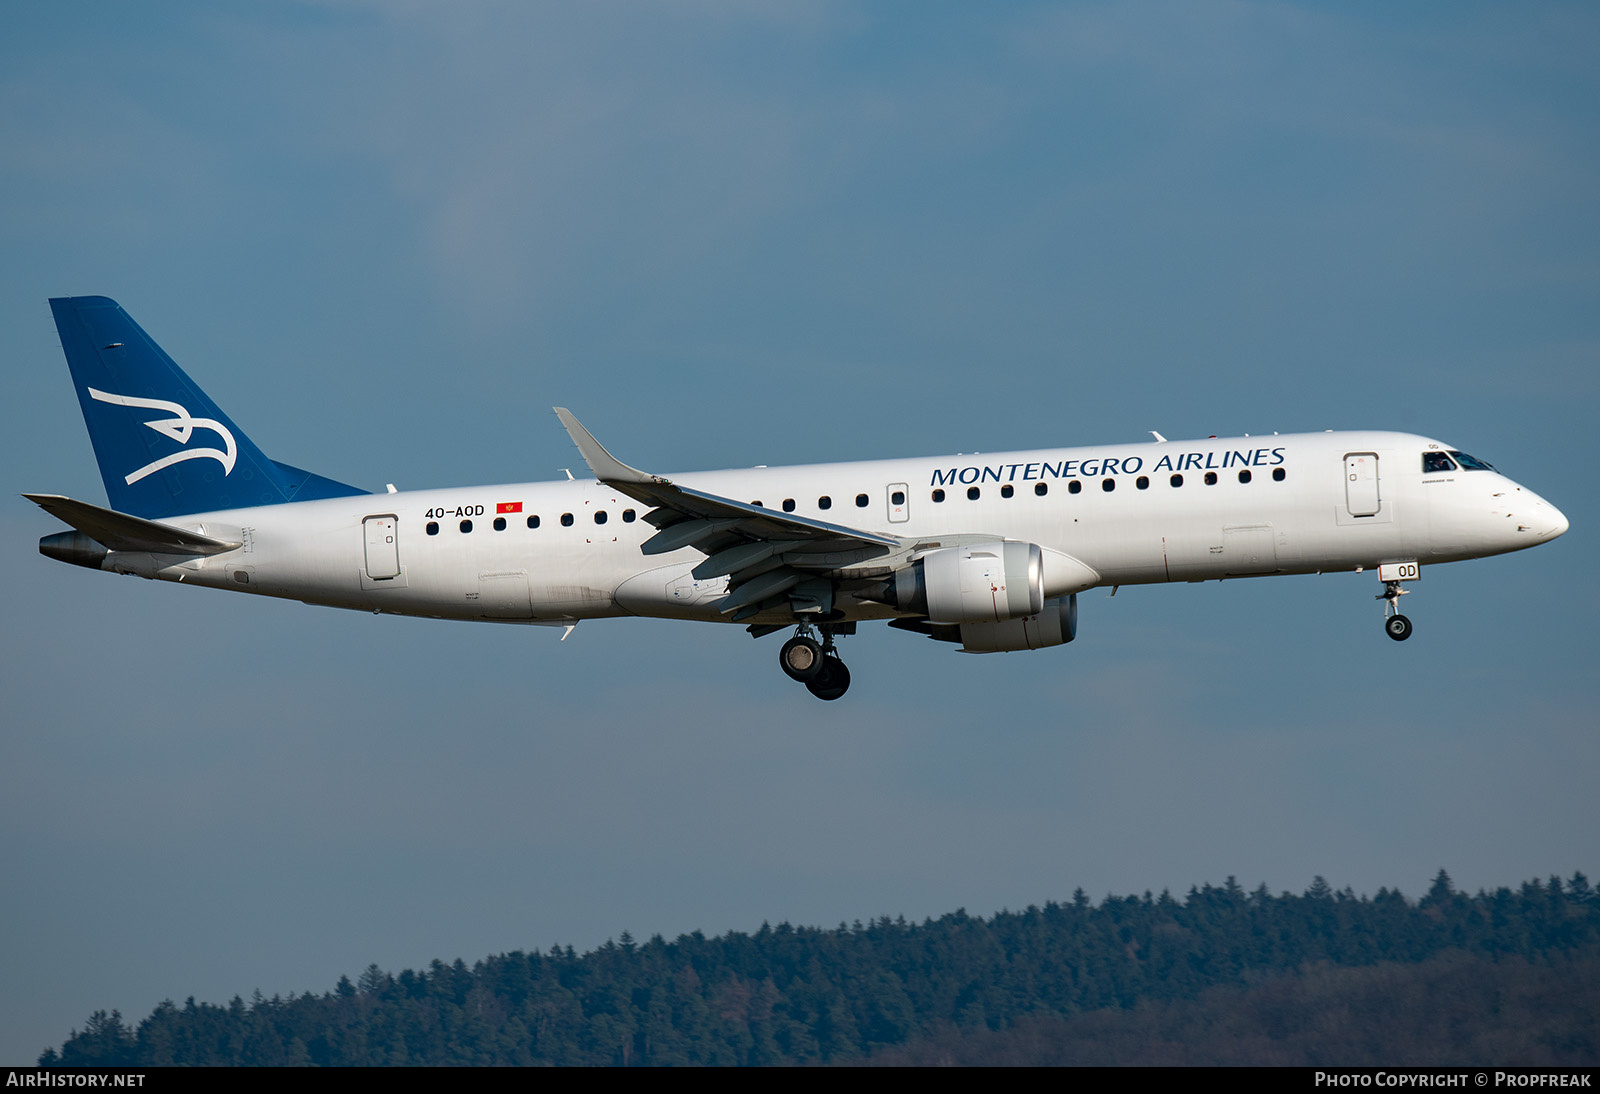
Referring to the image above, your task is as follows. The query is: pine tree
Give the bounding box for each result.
[1422,869,1455,907]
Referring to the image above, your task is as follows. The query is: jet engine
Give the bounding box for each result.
[959,594,1077,652]
[888,540,1044,623]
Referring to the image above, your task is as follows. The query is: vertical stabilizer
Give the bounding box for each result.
[49,296,367,519]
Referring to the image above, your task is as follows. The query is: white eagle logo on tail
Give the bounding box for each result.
[88,387,238,485]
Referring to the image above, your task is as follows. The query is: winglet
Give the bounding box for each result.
[553,408,665,486]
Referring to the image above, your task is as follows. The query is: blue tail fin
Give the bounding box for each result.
[50,296,369,519]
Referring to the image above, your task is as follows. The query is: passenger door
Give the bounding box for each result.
[1344,453,1380,517]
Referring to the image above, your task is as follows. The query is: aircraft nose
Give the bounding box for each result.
[1542,501,1569,540]
[1493,482,1568,546]
[1519,490,1568,541]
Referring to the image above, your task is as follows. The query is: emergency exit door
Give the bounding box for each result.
[887,483,910,523]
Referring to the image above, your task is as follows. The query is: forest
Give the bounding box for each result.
[44,870,1599,1066]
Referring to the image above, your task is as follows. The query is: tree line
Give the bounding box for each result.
[44,870,1599,1066]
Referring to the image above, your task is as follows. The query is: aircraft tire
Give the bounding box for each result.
[1385,614,1413,642]
[780,635,825,681]
[805,657,851,701]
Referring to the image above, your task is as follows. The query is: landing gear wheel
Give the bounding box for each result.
[780,635,824,681]
[805,657,851,701]
[1385,614,1413,642]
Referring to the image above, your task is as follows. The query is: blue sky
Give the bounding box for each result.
[2,1,1595,1063]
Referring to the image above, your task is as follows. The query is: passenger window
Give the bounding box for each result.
[493,516,507,531]
[1204,472,1217,486]
[460,519,473,533]
[1068,480,1082,495]
[967,487,980,500]
[855,493,869,508]
[932,489,946,503]
[1102,478,1115,492]
[1272,468,1286,482]
[1136,476,1149,490]
[1035,483,1048,496]
[1238,470,1252,484]
[594,511,607,524]
[560,513,574,527]
[527,514,540,529]
[1001,484,1014,498]
[1170,474,1183,487]
[892,490,906,505]
[818,496,832,510]
[782,498,796,513]
[426,521,439,536]
[751,501,763,508]
[622,509,636,522]
[1423,452,1458,473]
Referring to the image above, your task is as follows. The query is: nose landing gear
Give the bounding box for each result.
[778,623,851,699]
[1378,579,1412,641]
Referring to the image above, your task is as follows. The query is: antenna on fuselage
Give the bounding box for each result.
[1149,431,1167,443]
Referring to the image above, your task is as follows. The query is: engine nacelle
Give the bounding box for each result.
[959,594,1078,652]
[891,540,1044,623]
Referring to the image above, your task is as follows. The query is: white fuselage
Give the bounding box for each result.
[94,430,1568,627]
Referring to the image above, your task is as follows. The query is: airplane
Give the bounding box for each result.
[29,296,1570,701]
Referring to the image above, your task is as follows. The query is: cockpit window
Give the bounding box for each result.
[1449,450,1495,471]
[1422,452,1457,473]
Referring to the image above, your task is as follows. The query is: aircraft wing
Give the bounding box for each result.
[555,409,901,620]
[24,493,243,554]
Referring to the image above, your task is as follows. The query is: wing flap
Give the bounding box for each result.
[691,540,804,581]
[641,518,745,556]
[715,567,805,613]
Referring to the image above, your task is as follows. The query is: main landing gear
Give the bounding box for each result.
[779,624,851,700]
[1378,579,1413,642]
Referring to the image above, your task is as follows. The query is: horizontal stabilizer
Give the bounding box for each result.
[24,493,242,555]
